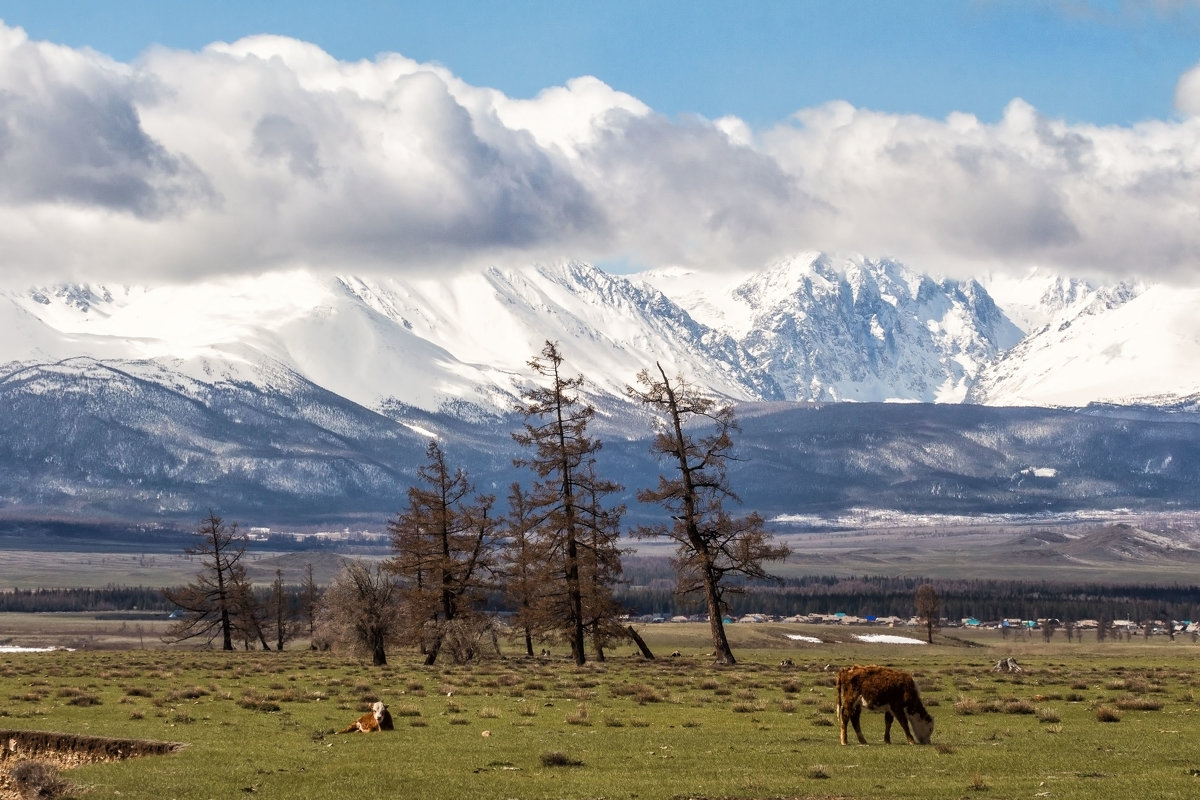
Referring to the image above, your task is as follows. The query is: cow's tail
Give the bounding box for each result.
[834,670,844,726]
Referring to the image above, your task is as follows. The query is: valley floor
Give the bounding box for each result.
[0,629,1197,800]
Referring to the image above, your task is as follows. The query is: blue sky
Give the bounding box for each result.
[0,2,1198,285]
[7,1,1198,126]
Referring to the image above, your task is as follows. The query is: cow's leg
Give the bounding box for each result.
[837,696,850,745]
[893,707,916,744]
[848,703,868,744]
[883,710,893,744]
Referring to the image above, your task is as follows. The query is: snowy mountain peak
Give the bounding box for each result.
[638,253,1022,403]
[980,266,1142,335]
[2,252,1196,417]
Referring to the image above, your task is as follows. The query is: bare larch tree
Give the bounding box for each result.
[576,459,627,662]
[628,363,789,665]
[299,562,322,645]
[163,511,251,651]
[500,481,544,658]
[914,583,940,644]
[385,440,498,664]
[512,340,625,666]
[268,568,296,651]
[317,560,402,666]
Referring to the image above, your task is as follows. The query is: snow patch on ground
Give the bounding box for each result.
[785,634,823,643]
[1021,466,1058,478]
[854,634,926,645]
[0,646,71,652]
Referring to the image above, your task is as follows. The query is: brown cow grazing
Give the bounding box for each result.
[338,700,394,733]
[835,665,934,745]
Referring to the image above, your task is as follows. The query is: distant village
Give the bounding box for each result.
[630,612,1200,640]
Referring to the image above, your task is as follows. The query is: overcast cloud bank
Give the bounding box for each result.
[1,22,1198,287]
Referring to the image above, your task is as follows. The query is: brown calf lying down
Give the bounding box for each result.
[338,701,394,733]
[835,664,934,745]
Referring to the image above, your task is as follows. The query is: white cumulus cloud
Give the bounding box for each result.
[0,22,1198,288]
[1176,59,1200,117]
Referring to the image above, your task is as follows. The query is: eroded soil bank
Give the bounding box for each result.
[0,729,183,798]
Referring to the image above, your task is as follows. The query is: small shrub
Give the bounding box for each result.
[1036,707,1061,723]
[1095,705,1121,722]
[10,760,73,800]
[806,764,830,779]
[540,751,584,768]
[1003,699,1035,715]
[1115,695,1163,711]
[969,773,989,791]
[12,692,46,703]
[238,692,281,712]
[634,685,663,704]
[565,704,591,726]
[955,696,983,715]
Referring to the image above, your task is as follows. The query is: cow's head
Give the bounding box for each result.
[911,712,934,744]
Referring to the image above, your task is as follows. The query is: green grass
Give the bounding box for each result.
[1,632,1199,799]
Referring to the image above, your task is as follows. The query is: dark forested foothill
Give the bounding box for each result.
[4,574,1200,628]
[0,586,173,613]
[614,574,1200,625]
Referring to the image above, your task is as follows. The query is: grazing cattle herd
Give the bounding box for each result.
[835,664,935,745]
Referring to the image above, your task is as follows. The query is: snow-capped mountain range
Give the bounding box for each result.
[6,252,1194,413]
[2,252,1199,526]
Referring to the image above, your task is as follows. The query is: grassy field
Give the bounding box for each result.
[0,625,1198,799]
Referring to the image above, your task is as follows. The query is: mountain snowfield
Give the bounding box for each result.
[968,281,1200,406]
[637,252,1023,403]
[3,252,1200,525]
[2,253,1198,414]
